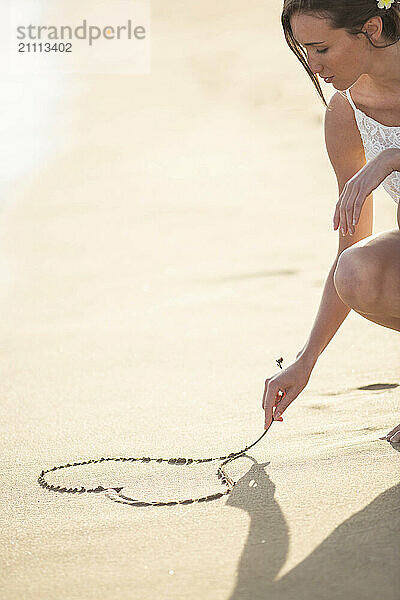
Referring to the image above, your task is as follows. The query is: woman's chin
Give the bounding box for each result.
[331,79,346,90]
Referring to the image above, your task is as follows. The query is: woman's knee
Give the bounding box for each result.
[333,247,381,311]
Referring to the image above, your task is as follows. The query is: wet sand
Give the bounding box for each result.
[1,2,399,599]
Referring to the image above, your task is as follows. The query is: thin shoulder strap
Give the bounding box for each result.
[344,88,357,112]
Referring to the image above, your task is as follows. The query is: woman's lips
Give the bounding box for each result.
[323,76,334,83]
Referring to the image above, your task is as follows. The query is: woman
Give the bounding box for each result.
[262,0,400,442]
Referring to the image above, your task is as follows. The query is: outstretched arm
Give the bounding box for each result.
[263,92,376,427]
[297,91,374,367]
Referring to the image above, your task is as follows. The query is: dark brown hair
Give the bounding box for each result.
[281,0,400,107]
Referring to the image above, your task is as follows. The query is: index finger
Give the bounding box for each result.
[264,383,282,429]
[333,200,340,230]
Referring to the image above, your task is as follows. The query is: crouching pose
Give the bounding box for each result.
[262,0,400,442]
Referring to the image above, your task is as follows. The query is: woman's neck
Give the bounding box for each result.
[364,39,400,94]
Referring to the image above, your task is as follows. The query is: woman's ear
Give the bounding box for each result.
[363,16,384,43]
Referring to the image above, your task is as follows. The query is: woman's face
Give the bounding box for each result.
[290,13,369,89]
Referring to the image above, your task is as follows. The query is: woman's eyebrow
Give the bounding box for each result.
[303,40,326,46]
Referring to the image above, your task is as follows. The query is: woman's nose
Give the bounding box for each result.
[306,54,322,76]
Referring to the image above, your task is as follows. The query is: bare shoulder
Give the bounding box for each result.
[324,91,366,191]
[325,91,356,126]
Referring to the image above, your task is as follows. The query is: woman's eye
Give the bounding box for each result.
[316,48,328,54]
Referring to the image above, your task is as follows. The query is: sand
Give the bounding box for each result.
[1,2,399,599]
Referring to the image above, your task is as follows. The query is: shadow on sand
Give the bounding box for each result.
[226,451,400,600]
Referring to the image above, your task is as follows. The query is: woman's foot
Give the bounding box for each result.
[380,424,400,443]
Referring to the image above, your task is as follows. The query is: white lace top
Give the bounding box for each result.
[343,87,400,205]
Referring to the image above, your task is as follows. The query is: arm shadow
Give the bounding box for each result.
[225,454,400,600]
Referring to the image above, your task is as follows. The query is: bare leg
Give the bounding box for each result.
[334,229,400,442]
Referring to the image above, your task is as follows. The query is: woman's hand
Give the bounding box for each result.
[262,358,314,430]
[333,148,400,236]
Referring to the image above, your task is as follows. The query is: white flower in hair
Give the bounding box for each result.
[377,0,395,9]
